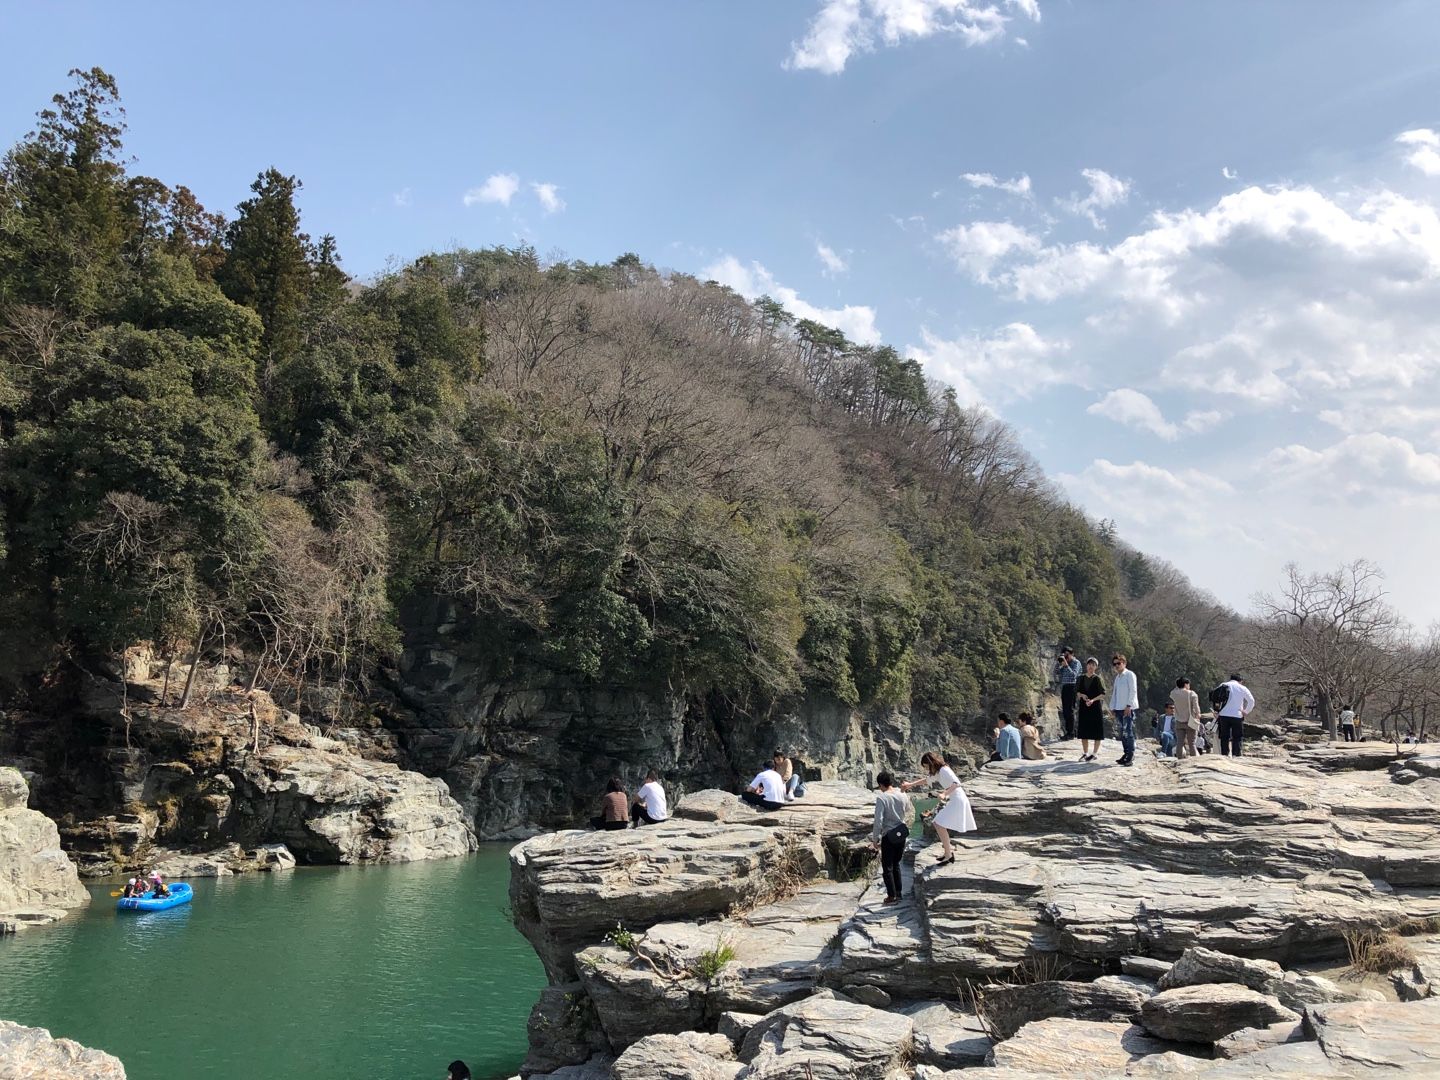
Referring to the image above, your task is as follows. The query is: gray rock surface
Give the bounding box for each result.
[611,1032,740,1080]
[150,841,296,878]
[0,1020,126,1079]
[985,1018,1189,1074]
[981,978,1150,1039]
[739,992,913,1078]
[897,1000,992,1068]
[1306,997,1440,1072]
[1159,946,1381,1012]
[1212,1020,1306,1060]
[1140,984,1300,1044]
[0,767,89,930]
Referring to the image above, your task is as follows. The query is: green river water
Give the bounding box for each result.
[0,846,544,1080]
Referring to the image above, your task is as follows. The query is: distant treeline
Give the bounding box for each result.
[0,68,1230,719]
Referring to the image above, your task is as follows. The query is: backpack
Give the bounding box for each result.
[1209,683,1231,712]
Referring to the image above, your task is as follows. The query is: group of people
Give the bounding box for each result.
[120,867,170,899]
[868,751,976,903]
[1055,646,1257,762]
[590,770,670,830]
[990,713,1047,761]
[740,750,807,810]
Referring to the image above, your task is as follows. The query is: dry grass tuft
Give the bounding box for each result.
[1345,929,1417,973]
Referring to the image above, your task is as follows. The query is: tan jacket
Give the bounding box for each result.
[1171,687,1202,729]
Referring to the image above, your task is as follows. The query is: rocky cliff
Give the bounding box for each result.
[0,1020,125,1079]
[391,596,962,839]
[506,738,1440,1078]
[0,767,88,932]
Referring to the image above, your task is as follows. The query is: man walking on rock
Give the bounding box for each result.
[1055,647,1081,740]
[1110,653,1139,766]
[1215,674,1255,756]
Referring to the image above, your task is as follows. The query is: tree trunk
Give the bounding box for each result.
[160,655,173,707]
[1317,690,1337,741]
[177,624,208,710]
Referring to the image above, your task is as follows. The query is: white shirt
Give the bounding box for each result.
[1161,715,1175,737]
[637,780,668,820]
[750,769,786,803]
[1219,680,1255,718]
[1340,709,1356,726]
[1110,668,1139,711]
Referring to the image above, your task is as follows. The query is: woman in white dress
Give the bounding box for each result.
[900,751,976,866]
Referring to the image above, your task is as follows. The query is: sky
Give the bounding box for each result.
[3,1,1440,627]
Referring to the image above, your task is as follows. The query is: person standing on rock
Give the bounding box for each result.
[1214,674,1255,756]
[1109,653,1140,766]
[590,778,630,830]
[1055,647,1082,740]
[1339,705,1357,742]
[901,752,975,867]
[742,762,787,811]
[1075,657,1107,762]
[631,769,669,827]
[1171,677,1202,759]
[870,771,913,904]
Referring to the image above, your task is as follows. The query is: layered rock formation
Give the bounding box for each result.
[508,740,1440,1078]
[0,767,88,932]
[7,658,476,877]
[0,1020,125,1078]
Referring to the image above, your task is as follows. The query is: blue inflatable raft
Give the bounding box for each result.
[116,882,193,912]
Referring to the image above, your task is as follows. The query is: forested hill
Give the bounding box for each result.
[0,68,1225,733]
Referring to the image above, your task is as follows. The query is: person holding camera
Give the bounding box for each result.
[1055,647,1081,739]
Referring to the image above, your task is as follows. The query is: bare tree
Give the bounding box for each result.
[1249,561,1416,738]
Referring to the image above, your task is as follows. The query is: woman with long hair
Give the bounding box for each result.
[901,751,976,866]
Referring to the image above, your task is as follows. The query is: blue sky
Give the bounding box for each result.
[4,1,1440,626]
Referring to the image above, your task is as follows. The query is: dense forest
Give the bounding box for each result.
[0,68,1232,731]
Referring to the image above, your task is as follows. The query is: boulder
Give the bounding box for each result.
[149,842,296,879]
[0,1020,126,1079]
[739,991,913,1078]
[521,982,610,1075]
[896,1000,992,1068]
[1158,946,1379,1013]
[980,978,1150,1039]
[1122,956,1174,981]
[611,1032,740,1080]
[0,767,89,930]
[1140,984,1300,1044]
[985,1018,1189,1074]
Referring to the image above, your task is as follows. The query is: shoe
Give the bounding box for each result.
[1121,758,1134,767]
[935,854,956,867]
[882,895,900,905]
[1116,755,1128,764]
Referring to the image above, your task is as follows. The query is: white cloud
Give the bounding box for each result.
[1318,403,1440,435]
[961,171,1033,198]
[1222,167,1238,181]
[463,173,520,207]
[786,0,1041,74]
[1182,409,1222,433]
[703,254,881,345]
[531,181,566,214]
[1058,168,1131,228]
[1266,433,1440,495]
[392,187,412,208]
[905,321,1069,407]
[1086,388,1176,441]
[815,240,849,275]
[1397,128,1440,177]
[935,220,1040,281]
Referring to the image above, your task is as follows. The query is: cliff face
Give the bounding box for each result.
[390,596,959,838]
[0,767,88,931]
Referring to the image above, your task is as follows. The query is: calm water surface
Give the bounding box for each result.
[0,846,543,1080]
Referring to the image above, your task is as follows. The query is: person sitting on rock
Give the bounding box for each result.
[870,771,913,905]
[900,752,975,867]
[590,778,630,831]
[741,762,787,811]
[1018,712,1047,760]
[773,750,806,800]
[631,769,669,827]
[996,715,1023,760]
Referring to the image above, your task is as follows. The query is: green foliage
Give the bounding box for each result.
[603,923,637,951]
[691,939,737,981]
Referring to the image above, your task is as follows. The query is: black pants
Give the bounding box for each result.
[1060,683,1077,738]
[741,791,784,811]
[1341,724,1356,742]
[1218,716,1244,756]
[590,817,628,830]
[879,823,908,899]
[630,804,661,826]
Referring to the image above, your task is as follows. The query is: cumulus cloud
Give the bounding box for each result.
[905,321,1068,407]
[463,173,520,206]
[703,254,881,345]
[961,171,1033,198]
[531,181,565,214]
[1086,388,1177,441]
[1058,168,1131,228]
[1397,128,1440,177]
[815,240,849,275]
[1266,433,1440,495]
[786,0,1041,74]
[935,220,1040,281]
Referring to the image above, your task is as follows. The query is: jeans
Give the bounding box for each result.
[879,823,908,899]
[785,774,806,798]
[1219,716,1244,756]
[1116,711,1135,759]
[741,791,785,811]
[1060,683,1077,738]
[1159,731,1176,757]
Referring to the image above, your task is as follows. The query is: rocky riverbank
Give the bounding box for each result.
[507,740,1440,1078]
[0,1020,126,1079]
[0,767,88,933]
